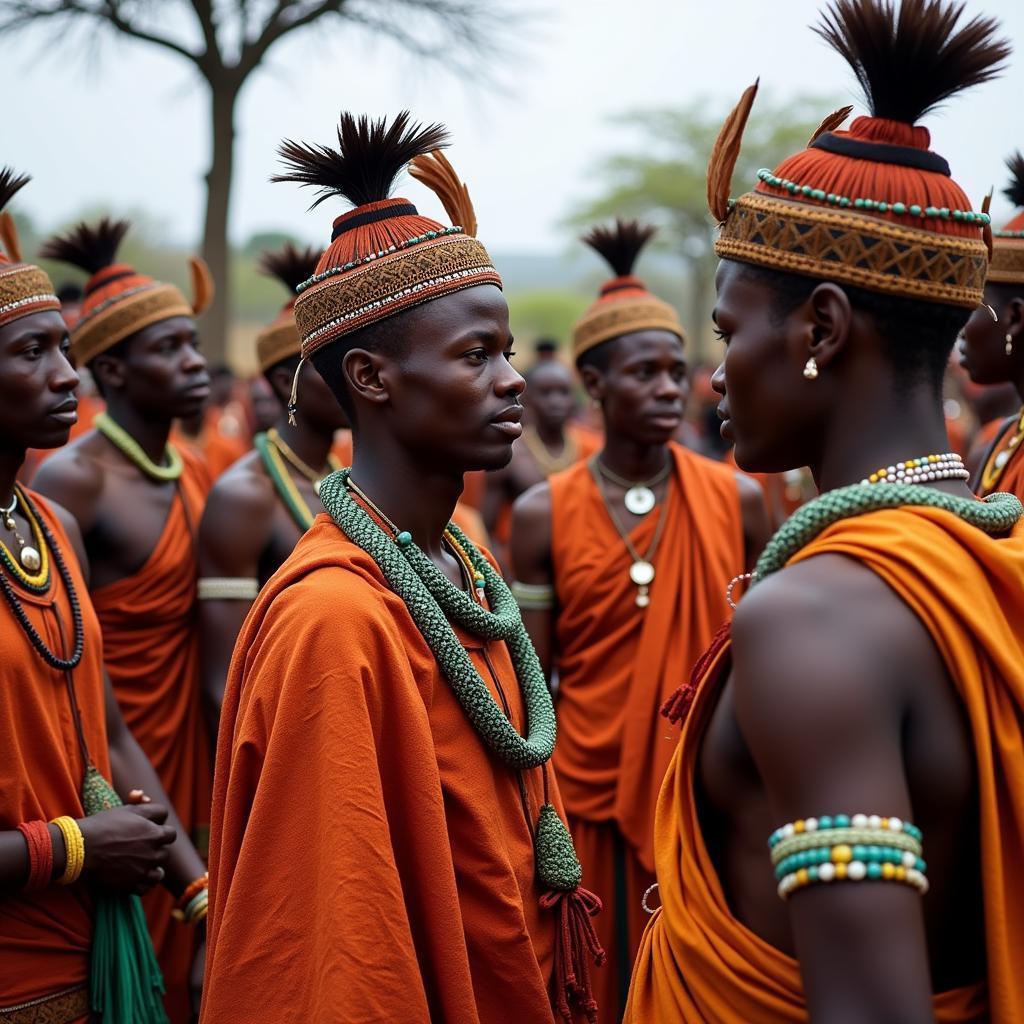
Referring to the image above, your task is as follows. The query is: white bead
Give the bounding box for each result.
[888,817,903,832]
[782,823,795,839]
[848,861,867,880]
[852,813,869,829]
[819,863,836,882]
[868,814,882,829]
[888,466,896,474]
[902,850,917,868]
[804,817,819,832]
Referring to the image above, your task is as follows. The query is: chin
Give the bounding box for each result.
[732,435,797,476]
[470,442,516,473]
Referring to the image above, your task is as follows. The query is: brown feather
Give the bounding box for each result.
[1003,151,1024,210]
[808,104,855,144]
[40,218,130,275]
[258,242,321,296]
[189,256,215,316]
[408,150,478,237]
[706,80,759,224]
[0,213,22,263]
[581,219,657,278]
[0,168,31,262]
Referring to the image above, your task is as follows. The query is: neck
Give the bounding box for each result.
[103,398,172,464]
[1012,363,1024,407]
[813,386,963,494]
[533,419,566,449]
[277,414,334,473]
[0,450,24,507]
[348,438,463,560]
[599,432,671,481]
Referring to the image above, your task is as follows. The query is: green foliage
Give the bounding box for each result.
[507,289,591,356]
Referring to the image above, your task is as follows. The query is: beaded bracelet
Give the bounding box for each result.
[175,872,209,910]
[774,843,927,881]
[50,816,85,886]
[771,827,921,866]
[778,860,929,899]
[17,820,54,891]
[172,887,209,925]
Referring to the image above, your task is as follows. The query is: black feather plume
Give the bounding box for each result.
[582,219,658,278]
[0,167,30,214]
[40,217,130,275]
[1003,152,1024,210]
[258,242,321,295]
[272,111,450,210]
[813,0,1010,124]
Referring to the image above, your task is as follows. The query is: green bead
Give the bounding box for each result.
[819,816,833,829]
[801,185,813,196]
[909,204,922,216]
[867,862,883,879]
[839,197,851,207]
[892,202,906,215]
[953,210,964,221]
[396,531,413,548]
[787,182,799,194]
[853,845,866,860]
[853,199,865,209]
[811,189,826,200]
[835,814,850,828]
[808,866,819,880]
[917,858,927,873]
[877,202,889,213]
[939,208,950,219]
[925,206,939,217]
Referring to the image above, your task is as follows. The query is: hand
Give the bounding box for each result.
[77,804,176,895]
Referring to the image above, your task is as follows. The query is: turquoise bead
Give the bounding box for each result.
[396,531,413,548]
[853,199,865,209]
[801,185,813,196]
[819,816,833,829]
[835,815,850,828]
[811,189,826,200]
[808,866,819,880]
[909,204,922,216]
[852,845,866,861]
[877,202,889,212]
[867,863,883,879]
[892,202,906,215]
[925,206,939,217]
[839,197,851,207]
[787,182,798,194]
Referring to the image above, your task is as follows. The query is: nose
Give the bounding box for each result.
[710,361,726,397]
[497,358,526,400]
[52,348,80,394]
[653,369,683,400]
[182,341,207,373]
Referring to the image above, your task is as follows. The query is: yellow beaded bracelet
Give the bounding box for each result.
[50,816,85,886]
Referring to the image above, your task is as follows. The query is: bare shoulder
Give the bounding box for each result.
[512,478,553,528]
[203,451,276,524]
[32,435,106,526]
[32,493,90,580]
[733,470,764,506]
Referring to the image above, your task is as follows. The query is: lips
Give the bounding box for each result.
[47,398,78,425]
[490,404,524,439]
[181,382,211,400]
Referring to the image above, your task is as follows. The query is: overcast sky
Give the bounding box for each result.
[4,0,1023,254]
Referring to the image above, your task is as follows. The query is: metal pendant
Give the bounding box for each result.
[635,589,651,608]
[19,545,41,572]
[630,560,655,587]
[624,486,656,515]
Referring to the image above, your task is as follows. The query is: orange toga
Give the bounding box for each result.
[626,505,1024,1022]
[203,515,585,1023]
[549,443,744,1018]
[90,452,212,1024]
[0,491,111,1023]
[977,409,1024,500]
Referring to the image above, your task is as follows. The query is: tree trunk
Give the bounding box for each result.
[199,76,238,367]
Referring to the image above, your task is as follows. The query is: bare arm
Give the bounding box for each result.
[509,481,556,681]
[734,471,771,570]
[731,555,936,1023]
[32,450,103,575]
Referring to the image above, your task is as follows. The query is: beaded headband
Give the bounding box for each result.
[0,263,60,330]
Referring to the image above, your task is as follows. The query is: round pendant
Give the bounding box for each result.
[996,451,1011,469]
[20,546,41,572]
[314,479,322,496]
[630,560,655,587]
[635,591,650,608]
[624,486,656,515]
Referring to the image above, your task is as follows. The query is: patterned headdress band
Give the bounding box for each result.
[988,153,1024,286]
[255,243,321,374]
[0,172,60,329]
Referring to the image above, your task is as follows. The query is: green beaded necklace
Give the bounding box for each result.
[753,483,1022,585]
[95,412,183,483]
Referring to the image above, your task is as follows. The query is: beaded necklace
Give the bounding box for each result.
[254,431,335,531]
[267,427,341,494]
[0,488,50,594]
[95,411,183,482]
[520,425,578,477]
[979,409,1024,495]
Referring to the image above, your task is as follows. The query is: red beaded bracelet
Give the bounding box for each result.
[176,872,209,910]
[17,820,54,892]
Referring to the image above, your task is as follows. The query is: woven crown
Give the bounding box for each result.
[572,219,683,360]
[255,242,321,373]
[708,0,1009,310]
[0,169,60,330]
[989,152,1024,286]
[40,218,214,365]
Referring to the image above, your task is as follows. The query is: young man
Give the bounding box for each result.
[0,170,208,1024]
[626,3,1024,1021]
[511,220,768,1020]
[197,242,347,737]
[961,152,1024,498]
[482,358,599,563]
[34,219,215,1024]
[202,114,603,1024]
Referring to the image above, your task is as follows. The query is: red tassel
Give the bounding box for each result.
[661,619,732,724]
[540,886,606,1023]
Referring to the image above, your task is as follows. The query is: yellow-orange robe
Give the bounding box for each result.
[549,442,744,1019]
[203,515,586,1023]
[0,491,111,1023]
[90,451,211,1024]
[626,505,1024,1022]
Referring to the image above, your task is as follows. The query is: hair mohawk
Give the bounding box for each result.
[582,219,658,278]
[40,217,130,275]
[273,111,450,211]
[258,241,322,296]
[1003,151,1024,210]
[814,0,1009,125]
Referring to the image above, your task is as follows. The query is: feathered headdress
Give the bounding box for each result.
[707,0,1009,309]
[41,217,214,365]
[989,151,1024,286]
[255,242,322,373]
[572,218,683,360]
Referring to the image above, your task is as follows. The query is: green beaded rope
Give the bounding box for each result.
[318,469,556,770]
[771,827,921,865]
[752,484,1022,586]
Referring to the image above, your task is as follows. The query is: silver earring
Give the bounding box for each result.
[1006,334,1014,357]
[803,357,819,380]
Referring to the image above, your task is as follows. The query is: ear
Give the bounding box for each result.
[342,348,390,407]
[90,353,127,394]
[268,364,293,406]
[804,282,854,371]
[578,363,605,404]
[1006,296,1024,339]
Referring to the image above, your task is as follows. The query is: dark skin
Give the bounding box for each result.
[0,310,208,1008]
[482,360,578,544]
[197,359,348,738]
[698,259,983,1021]
[33,315,209,590]
[510,329,769,678]
[333,283,523,588]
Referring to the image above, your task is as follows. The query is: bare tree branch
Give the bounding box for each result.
[238,0,341,78]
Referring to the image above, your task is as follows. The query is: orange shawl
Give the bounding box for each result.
[549,443,743,872]
[0,491,112,1007]
[203,516,578,1024]
[626,505,1024,1022]
[90,451,211,1022]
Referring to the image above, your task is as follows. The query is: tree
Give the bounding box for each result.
[568,94,838,360]
[0,0,517,361]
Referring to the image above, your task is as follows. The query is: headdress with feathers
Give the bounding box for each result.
[255,242,322,374]
[989,150,1024,285]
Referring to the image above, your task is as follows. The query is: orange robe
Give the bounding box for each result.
[549,442,743,1019]
[976,409,1024,500]
[0,491,111,1023]
[203,515,584,1023]
[626,505,1024,1022]
[90,451,212,1024]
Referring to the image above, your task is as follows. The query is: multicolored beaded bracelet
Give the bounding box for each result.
[755,169,992,226]
[778,860,929,899]
[771,827,922,866]
[774,843,927,881]
[768,814,922,848]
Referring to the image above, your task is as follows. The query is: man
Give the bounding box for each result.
[0,169,209,1024]
[511,219,768,1020]
[34,218,215,1024]
[626,3,1024,1020]
[482,358,599,563]
[202,114,603,1024]
[961,152,1024,498]
[197,242,347,737]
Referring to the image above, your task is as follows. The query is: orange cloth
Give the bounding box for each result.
[626,505,1024,1022]
[549,442,743,1018]
[452,501,489,548]
[203,515,582,1023]
[462,468,487,510]
[0,491,112,1007]
[90,451,211,1024]
[978,413,1024,500]
[331,428,354,466]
